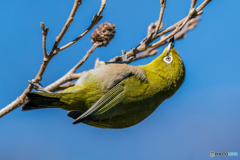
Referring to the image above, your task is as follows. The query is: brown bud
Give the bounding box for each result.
[40,22,45,30]
[160,0,166,5]
[91,22,116,47]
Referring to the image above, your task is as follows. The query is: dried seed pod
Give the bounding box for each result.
[91,22,116,47]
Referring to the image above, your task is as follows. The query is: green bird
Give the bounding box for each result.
[22,38,185,129]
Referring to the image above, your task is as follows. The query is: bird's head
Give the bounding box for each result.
[146,37,185,83]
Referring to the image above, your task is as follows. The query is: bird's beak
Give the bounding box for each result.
[166,36,174,56]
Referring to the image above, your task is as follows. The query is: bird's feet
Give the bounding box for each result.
[105,50,134,65]
[28,80,52,93]
[121,50,134,64]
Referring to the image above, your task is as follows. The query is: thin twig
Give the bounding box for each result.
[109,0,211,62]
[196,0,211,12]
[50,0,82,55]
[150,8,197,48]
[0,0,84,118]
[44,44,100,92]
[56,82,76,91]
[134,16,200,62]
[70,73,83,80]
[153,0,166,38]
[40,22,49,60]
[98,0,107,16]
[155,10,202,41]
[190,0,197,10]
[175,17,201,40]
[71,44,100,73]
[134,48,158,61]
[58,0,107,51]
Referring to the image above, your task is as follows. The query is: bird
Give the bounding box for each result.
[22,37,185,129]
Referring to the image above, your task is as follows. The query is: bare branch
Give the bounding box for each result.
[155,10,202,40]
[134,16,200,62]
[196,0,211,12]
[71,73,83,80]
[0,84,33,118]
[0,0,84,118]
[109,0,211,62]
[71,44,100,74]
[40,22,49,60]
[134,48,158,61]
[44,44,100,92]
[150,0,198,48]
[56,82,76,91]
[153,0,166,38]
[58,0,107,51]
[175,17,201,40]
[190,0,197,10]
[98,0,107,16]
[150,8,197,48]
[50,0,83,55]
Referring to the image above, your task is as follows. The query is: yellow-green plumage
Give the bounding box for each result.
[23,45,185,129]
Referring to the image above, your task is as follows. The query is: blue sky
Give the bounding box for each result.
[0,0,240,160]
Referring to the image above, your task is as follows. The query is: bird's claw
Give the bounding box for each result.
[121,50,134,64]
[104,50,134,65]
[28,80,52,93]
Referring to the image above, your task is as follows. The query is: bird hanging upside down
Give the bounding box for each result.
[22,37,185,129]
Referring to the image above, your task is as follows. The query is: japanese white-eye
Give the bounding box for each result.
[22,38,185,129]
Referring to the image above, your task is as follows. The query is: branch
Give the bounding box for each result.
[175,17,201,40]
[98,0,107,16]
[58,0,107,51]
[40,22,49,60]
[150,8,197,48]
[44,43,100,92]
[133,17,200,62]
[50,17,201,91]
[50,0,83,55]
[133,48,158,61]
[155,11,203,41]
[56,82,76,91]
[0,0,84,118]
[153,0,166,38]
[109,0,211,62]
[190,0,197,10]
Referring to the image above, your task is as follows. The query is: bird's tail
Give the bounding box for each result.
[22,92,66,111]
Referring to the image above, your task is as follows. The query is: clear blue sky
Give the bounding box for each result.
[0,0,239,160]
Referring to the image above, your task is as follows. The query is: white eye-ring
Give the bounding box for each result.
[163,56,173,64]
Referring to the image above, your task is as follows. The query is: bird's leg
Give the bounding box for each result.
[105,50,134,65]
[28,80,52,93]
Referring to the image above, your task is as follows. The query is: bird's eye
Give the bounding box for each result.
[163,56,173,64]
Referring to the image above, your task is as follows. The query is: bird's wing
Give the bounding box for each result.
[68,63,148,124]
[75,63,147,90]
[69,83,125,124]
